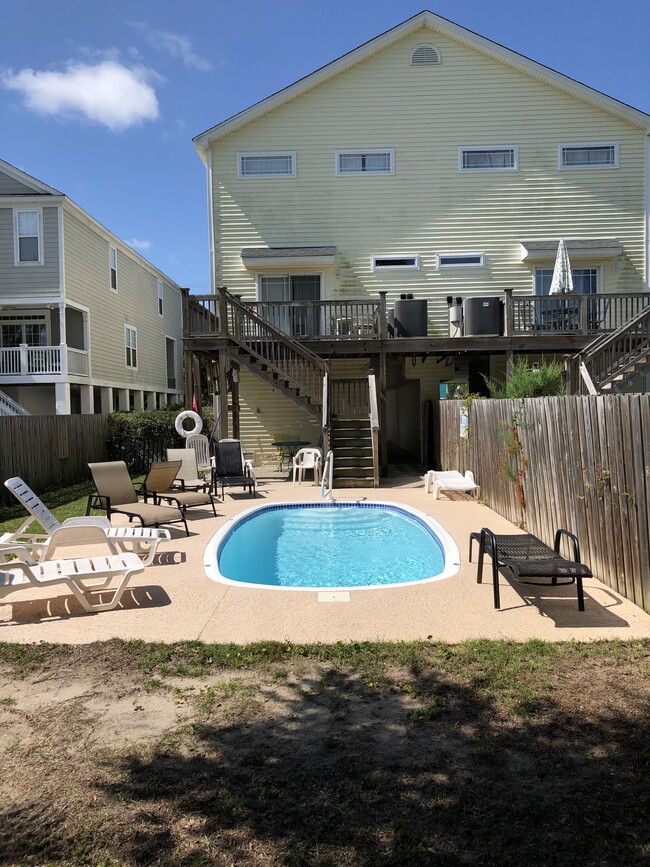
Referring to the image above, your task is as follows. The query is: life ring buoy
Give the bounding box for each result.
[175,410,203,438]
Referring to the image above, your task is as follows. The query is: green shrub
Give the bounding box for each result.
[107,407,216,442]
[484,359,566,399]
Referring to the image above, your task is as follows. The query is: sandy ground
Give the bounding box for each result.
[1,472,649,644]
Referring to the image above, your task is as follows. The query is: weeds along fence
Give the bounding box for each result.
[439,395,650,613]
[0,414,110,507]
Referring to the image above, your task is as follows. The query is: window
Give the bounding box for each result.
[558,143,618,169]
[0,314,47,347]
[157,280,164,316]
[535,267,598,295]
[14,209,42,264]
[372,255,420,271]
[238,152,296,178]
[336,149,395,175]
[125,326,137,368]
[459,147,517,171]
[438,253,485,268]
[109,246,118,291]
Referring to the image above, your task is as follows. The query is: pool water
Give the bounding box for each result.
[205,502,460,590]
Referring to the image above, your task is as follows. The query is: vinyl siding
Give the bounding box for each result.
[0,169,40,196]
[63,209,183,390]
[209,26,647,337]
[0,205,60,297]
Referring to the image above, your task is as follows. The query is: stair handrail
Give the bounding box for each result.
[368,373,380,487]
[0,389,31,416]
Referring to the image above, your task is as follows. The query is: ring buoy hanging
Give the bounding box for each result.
[175,410,203,438]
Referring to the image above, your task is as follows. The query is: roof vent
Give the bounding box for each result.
[411,44,441,65]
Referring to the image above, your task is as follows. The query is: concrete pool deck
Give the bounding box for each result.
[2,473,650,644]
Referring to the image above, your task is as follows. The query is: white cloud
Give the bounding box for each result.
[2,61,159,131]
[128,238,152,251]
[131,22,210,71]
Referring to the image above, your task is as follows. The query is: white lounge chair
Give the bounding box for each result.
[425,470,479,500]
[0,540,145,613]
[3,476,171,565]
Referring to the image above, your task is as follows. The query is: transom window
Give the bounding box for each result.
[125,325,137,368]
[559,143,618,169]
[157,279,164,316]
[109,246,118,291]
[238,152,296,178]
[438,253,485,268]
[459,147,517,171]
[336,149,395,175]
[14,209,42,264]
[372,255,420,271]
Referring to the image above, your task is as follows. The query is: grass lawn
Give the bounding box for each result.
[0,639,648,865]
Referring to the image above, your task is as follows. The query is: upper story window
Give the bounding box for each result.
[438,253,485,268]
[125,325,137,369]
[157,279,164,316]
[558,142,618,169]
[459,146,518,172]
[336,149,395,175]
[238,151,296,178]
[372,255,420,271]
[14,208,42,264]
[109,246,118,291]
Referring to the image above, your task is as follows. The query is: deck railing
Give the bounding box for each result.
[0,344,90,378]
[184,290,649,341]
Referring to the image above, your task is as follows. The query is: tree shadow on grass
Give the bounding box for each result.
[2,661,649,865]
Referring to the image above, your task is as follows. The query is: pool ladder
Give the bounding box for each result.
[321,450,334,499]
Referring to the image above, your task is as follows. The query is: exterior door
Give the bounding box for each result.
[258,275,322,337]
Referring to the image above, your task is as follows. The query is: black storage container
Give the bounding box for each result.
[392,297,428,337]
[463,296,503,336]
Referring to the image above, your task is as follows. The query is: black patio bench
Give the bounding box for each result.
[470,528,592,611]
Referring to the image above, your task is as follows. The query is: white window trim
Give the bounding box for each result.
[109,246,118,293]
[124,325,138,370]
[533,265,602,294]
[437,253,485,268]
[458,146,518,172]
[237,151,296,179]
[335,148,395,176]
[371,255,420,271]
[157,279,164,317]
[13,207,43,266]
[557,142,619,170]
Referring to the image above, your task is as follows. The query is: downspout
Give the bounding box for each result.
[646,133,650,292]
[206,147,216,294]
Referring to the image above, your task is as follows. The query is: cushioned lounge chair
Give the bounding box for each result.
[3,476,171,565]
[88,461,189,536]
[0,539,145,613]
[212,439,256,498]
[473,527,591,610]
[143,461,218,517]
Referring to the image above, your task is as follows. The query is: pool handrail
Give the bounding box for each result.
[321,450,333,499]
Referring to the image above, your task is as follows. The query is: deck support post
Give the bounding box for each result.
[217,350,229,440]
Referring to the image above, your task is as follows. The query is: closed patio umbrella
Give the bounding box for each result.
[549,238,574,295]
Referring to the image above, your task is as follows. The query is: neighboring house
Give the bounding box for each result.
[0,159,184,415]
[190,10,650,477]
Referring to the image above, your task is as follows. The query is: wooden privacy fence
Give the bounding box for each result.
[439,395,650,613]
[0,414,110,506]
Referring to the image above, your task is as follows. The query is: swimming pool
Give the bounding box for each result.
[204,501,460,590]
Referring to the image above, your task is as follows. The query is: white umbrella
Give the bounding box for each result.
[549,238,574,295]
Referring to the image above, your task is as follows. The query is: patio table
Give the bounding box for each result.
[272,440,311,472]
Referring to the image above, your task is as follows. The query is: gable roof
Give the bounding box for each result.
[0,158,63,196]
[193,10,650,162]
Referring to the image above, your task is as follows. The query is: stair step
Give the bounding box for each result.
[333,466,373,478]
[333,477,375,489]
[333,451,373,462]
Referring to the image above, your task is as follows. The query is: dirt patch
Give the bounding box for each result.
[0,641,648,865]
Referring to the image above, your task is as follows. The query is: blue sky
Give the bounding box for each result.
[2,0,649,292]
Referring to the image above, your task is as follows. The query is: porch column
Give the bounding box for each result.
[55,382,71,415]
[132,390,144,411]
[99,387,113,414]
[79,384,94,414]
[144,390,156,410]
[117,388,130,411]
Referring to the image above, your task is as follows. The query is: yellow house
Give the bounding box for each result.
[191,10,650,481]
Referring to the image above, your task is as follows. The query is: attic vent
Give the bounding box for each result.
[411,44,441,65]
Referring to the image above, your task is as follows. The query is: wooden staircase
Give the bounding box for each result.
[329,417,375,488]
[0,389,30,417]
[572,303,650,394]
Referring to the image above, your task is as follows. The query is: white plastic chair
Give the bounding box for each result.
[292,448,322,485]
[426,470,479,500]
[185,434,212,481]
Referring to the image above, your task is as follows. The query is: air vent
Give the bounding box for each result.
[411,44,441,65]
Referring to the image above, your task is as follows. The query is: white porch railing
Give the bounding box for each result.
[0,344,90,378]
